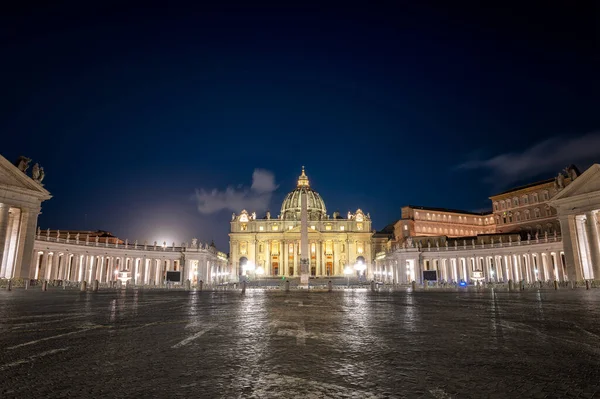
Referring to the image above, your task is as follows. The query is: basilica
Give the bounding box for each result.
[229,168,373,278]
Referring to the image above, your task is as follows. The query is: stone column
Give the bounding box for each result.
[283,240,288,277]
[0,204,11,277]
[585,211,600,280]
[90,256,98,283]
[51,252,60,280]
[266,242,271,276]
[559,215,581,281]
[13,208,40,279]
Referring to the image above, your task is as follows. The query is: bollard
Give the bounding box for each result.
[327,280,333,292]
[411,281,416,291]
[241,280,246,294]
[519,280,525,291]
[554,280,558,290]
[93,280,99,292]
[185,279,191,291]
[508,279,513,292]
[586,280,590,290]
[571,281,575,290]
[199,280,203,291]
[370,280,376,292]
[284,280,290,292]
[42,280,48,291]
[25,279,29,290]
[7,279,12,291]
[80,281,87,291]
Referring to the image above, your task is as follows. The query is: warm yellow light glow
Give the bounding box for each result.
[259,226,264,231]
[340,226,345,231]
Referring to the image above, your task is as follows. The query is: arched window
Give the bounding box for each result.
[534,208,541,218]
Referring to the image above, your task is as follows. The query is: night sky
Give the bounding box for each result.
[1,2,598,251]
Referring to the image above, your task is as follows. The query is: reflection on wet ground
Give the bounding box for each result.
[1,289,600,398]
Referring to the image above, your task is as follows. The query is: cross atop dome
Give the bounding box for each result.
[297,166,310,187]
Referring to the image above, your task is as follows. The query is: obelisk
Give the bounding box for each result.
[299,168,310,287]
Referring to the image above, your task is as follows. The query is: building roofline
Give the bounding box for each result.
[489,178,555,198]
[404,205,492,216]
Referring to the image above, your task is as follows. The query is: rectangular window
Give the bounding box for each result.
[357,223,363,230]
[340,226,345,231]
[259,226,264,231]
[325,241,333,254]
[310,225,316,230]
[272,225,278,231]
[241,224,247,231]
[325,225,332,231]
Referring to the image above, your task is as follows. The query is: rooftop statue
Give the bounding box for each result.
[15,156,31,173]
[32,163,40,180]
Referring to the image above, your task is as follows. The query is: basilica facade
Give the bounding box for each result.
[229,168,373,278]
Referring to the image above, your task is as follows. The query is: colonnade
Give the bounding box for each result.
[376,242,568,284]
[33,250,182,285]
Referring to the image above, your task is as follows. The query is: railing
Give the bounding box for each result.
[390,235,562,253]
[34,234,219,255]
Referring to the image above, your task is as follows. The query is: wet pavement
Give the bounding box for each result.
[1,288,600,398]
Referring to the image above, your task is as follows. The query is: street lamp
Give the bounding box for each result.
[344,266,353,287]
[256,266,264,288]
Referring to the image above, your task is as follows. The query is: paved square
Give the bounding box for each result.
[1,289,600,398]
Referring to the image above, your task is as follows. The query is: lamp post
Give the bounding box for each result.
[256,266,264,288]
[344,266,352,288]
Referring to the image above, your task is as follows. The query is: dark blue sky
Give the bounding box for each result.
[1,2,598,251]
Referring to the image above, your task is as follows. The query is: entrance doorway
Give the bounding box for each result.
[326,262,333,276]
[272,262,279,276]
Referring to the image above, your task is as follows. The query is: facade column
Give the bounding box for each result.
[293,241,298,276]
[585,211,600,279]
[51,253,60,280]
[0,204,12,278]
[90,255,98,282]
[72,254,80,281]
[12,208,39,279]
[559,215,581,281]
[283,241,288,277]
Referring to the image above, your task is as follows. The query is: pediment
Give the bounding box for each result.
[550,164,600,203]
[0,155,52,199]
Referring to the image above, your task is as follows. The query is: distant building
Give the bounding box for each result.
[229,167,373,278]
[489,165,579,236]
[395,205,495,241]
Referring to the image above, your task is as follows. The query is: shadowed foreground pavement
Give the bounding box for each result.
[1,288,600,398]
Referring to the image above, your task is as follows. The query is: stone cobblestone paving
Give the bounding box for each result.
[1,288,600,398]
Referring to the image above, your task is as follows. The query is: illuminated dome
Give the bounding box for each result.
[280,167,327,220]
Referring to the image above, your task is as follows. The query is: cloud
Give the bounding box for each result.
[457,132,600,185]
[194,169,278,214]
